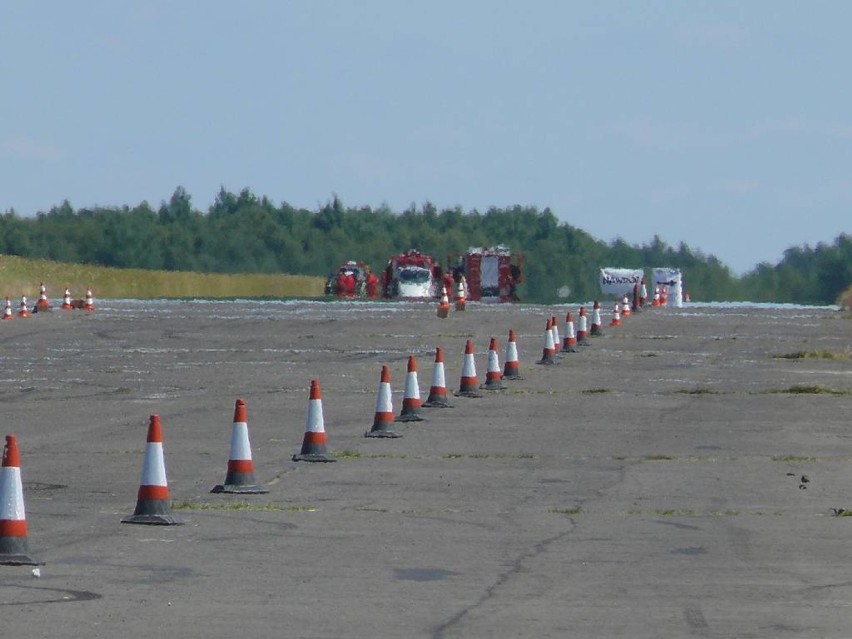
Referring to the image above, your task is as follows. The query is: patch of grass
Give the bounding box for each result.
[581,388,610,394]
[172,500,315,512]
[770,385,851,395]
[550,506,583,516]
[774,350,849,360]
[654,508,695,516]
[673,388,720,395]
[644,454,674,461]
[443,452,540,460]
[334,449,362,459]
[771,454,819,463]
[0,255,324,299]
[711,510,740,517]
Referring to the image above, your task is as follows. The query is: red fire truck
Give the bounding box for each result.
[447,246,523,302]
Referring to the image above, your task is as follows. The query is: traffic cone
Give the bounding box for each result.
[436,286,450,318]
[61,288,74,310]
[293,380,337,461]
[550,316,561,353]
[423,347,453,407]
[652,287,661,307]
[122,415,182,525]
[0,435,41,566]
[456,340,483,397]
[503,329,523,379]
[2,297,13,321]
[365,365,401,437]
[36,283,50,311]
[639,277,648,307]
[590,300,604,337]
[621,294,631,318]
[84,289,95,311]
[631,283,641,313]
[561,312,577,352]
[454,277,467,311]
[17,296,30,318]
[481,337,506,390]
[396,355,425,422]
[576,307,588,344]
[660,286,669,307]
[610,302,622,327]
[212,399,270,491]
[537,318,557,365]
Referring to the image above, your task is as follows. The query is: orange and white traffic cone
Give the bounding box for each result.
[396,355,425,422]
[537,318,557,365]
[36,283,50,311]
[212,399,270,491]
[0,435,41,565]
[621,294,631,318]
[17,296,30,318]
[610,302,622,327]
[365,365,401,437]
[436,286,450,318]
[122,415,182,525]
[454,277,467,312]
[2,297,13,321]
[660,286,669,307]
[590,300,604,337]
[652,287,661,307]
[562,311,577,352]
[83,289,95,311]
[456,339,483,397]
[503,329,523,379]
[423,347,453,407]
[61,288,74,310]
[576,306,588,344]
[293,380,337,461]
[481,337,506,390]
[550,316,561,353]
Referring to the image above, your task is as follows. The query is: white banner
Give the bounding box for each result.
[652,268,683,307]
[599,268,644,296]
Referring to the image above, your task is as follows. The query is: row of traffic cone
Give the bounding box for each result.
[2,285,94,320]
[436,277,468,318]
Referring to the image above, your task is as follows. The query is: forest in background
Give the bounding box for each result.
[1,186,849,304]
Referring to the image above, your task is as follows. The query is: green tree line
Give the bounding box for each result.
[1,187,848,304]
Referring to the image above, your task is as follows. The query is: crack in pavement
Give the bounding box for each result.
[430,521,576,638]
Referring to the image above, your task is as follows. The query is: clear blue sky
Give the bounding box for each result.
[2,1,850,274]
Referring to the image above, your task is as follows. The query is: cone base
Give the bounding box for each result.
[561,346,578,353]
[395,413,425,422]
[436,307,449,318]
[0,552,43,566]
[422,398,453,408]
[364,429,402,438]
[480,381,507,390]
[292,453,337,462]
[121,513,183,526]
[211,483,270,493]
[536,357,558,365]
[502,373,523,380]
[455,390,483,398]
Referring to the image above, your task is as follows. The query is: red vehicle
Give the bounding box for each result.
[381,250,440,300]
[448,246,523,302]
[325,261,378,298]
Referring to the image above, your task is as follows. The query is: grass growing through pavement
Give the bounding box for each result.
[774,350,850,360]
[771,455,820,463]
[549,506,583,515]
[171,500,316,512]
[769,385,851,395]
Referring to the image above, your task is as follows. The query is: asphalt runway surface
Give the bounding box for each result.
[0,299,850,638]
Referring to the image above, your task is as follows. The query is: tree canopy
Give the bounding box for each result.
[1,187,847,304]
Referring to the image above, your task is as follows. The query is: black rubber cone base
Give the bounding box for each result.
[292,453,337,462]
[211,483,270,493]
[121,513,183,526]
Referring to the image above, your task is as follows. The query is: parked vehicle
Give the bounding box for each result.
[381,250,439,300]
[325,261,379,298]
[448,246,523,302]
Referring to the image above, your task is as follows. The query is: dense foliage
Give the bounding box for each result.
[1,187,847,304]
